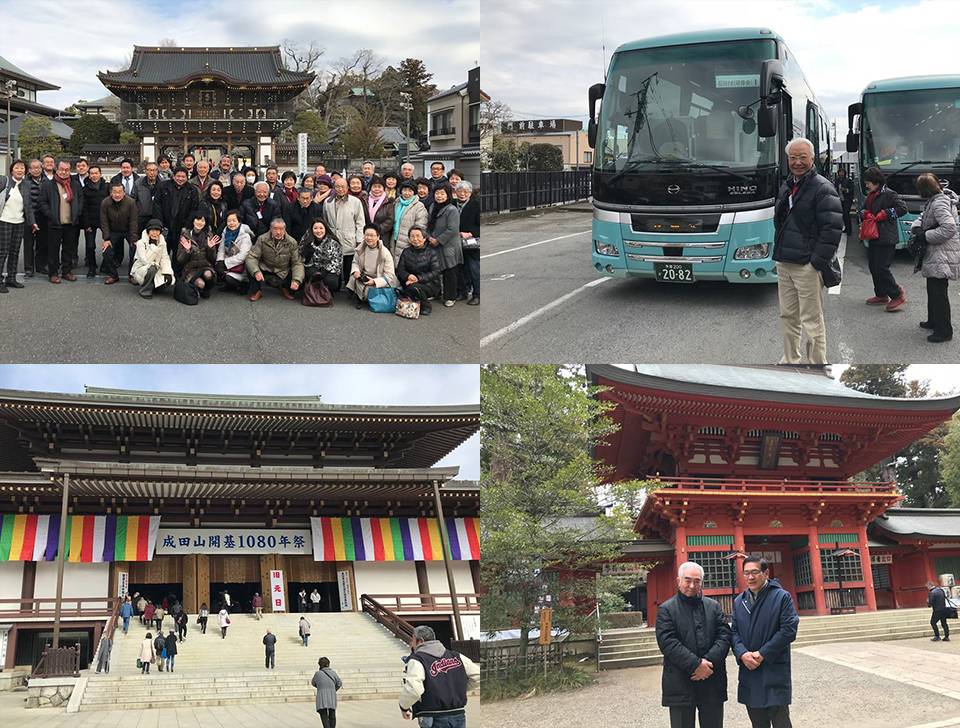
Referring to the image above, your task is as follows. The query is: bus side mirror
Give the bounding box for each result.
[757,60,784,138]
[760,59,784,101]
[846,130,859,153]
[588,83,605,149]
[846,102,863,152]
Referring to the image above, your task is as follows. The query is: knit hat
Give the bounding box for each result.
[315,174,333,189]
[145,218,163,231]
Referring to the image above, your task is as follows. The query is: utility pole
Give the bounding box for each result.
[4,80,16,173]
[401,92,413,166]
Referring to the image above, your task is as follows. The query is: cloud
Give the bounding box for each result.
[484,0,960,125]
[1,0,478,109]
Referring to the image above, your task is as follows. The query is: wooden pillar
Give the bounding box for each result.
[20,560,36,610]
[196,554,210,613]
[674,525,687,576]
[808,525,827,615]
[182,555,198,613]
[888,556,901,609]
[923,546,936,585]
[733,524,746,594]
[858,524,877,611]
[260,554,274,612]
[4,625,18,670]
[227,134,232,155]
[469,560,480,594]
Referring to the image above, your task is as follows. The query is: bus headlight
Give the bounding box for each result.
[595,240,619,256]
[734,243,770,260]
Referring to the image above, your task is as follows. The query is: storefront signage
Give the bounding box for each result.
[270,569,286,612]
[155,528,312,555]
[337,570,353,611]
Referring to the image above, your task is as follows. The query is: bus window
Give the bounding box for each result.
[806,102,820,169]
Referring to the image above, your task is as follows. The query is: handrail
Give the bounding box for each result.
[648,476,897,495]
[0,597,120,619]
[363,593,481,613]
[360,594,416,644]
[90,598,124,673]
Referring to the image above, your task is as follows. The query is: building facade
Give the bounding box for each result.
[0,387,480,671]
[413,67,486,181]
[0,55,66,173]
[502,118,595,169]
[586,364,960,623]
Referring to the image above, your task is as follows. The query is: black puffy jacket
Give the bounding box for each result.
[80,178,109,229]
[773,169,843,270]
[861,186,907,246]
[656,591,731,707]
[397,244,442,297]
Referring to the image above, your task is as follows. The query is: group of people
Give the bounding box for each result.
[0,156,480,314]
[772,137,959,364]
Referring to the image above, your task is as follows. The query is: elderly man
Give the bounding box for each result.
[772,138,842,365]
[323,177,365,288]
[264,165,284,206]
[241,182,282,239]
[211,156,234,184]
[360,160,375,191]
[313,164,327,179]
[927,580,951,642]
[38,158,84,283]
[100,181,138,284]
[731,555,799,728]
[190,160,212,196]
[111,158,139,198]
[399,624,480,727]
[133,161,164,238]
[656,562,731,728]
[0,159,35,292]
[22,159,44,277]
[156,166,200,262]
[399,162,415,183]
[283,188,322,242]
[245,218,304,302]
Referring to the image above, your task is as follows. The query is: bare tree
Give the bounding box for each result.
[481,100,514,140]
[280,38,325,73]
[159,38,178,48]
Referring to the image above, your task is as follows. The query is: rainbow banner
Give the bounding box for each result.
[0,514,160,562]
[310,517,479,562]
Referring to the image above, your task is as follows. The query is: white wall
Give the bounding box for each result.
[0,561,24,600]
[353,561,420,600]
[425,561,476,595]
[34,562,110,609]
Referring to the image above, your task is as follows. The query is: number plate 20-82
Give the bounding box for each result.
[654,262,694,283]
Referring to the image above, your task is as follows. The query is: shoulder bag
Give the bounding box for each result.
[396,292,420,319]
[368,282,398,313]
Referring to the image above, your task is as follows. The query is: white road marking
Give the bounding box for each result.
[480,229,592,259]
[489,274,516,281]
[828,233,849,295]
[480,277,612,348]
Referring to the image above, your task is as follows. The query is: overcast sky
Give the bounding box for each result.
[0,365,480,479]
[484,0,960,136]
[0,0,478,110]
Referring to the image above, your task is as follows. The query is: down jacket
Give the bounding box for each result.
[176,229,218,277]
[246,232,306,285]
[397,244,442,298]
[912,189,960,280]
[773,168,842,271]
[392,199,429,260]
[216,224,254,282]
[861,185,907,247]
[130,231,173,289]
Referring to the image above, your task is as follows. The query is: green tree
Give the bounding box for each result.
[397,58,436,141]
[528,143,564,171]
[481,365,649,661]
[944,414,960,505]
[288,110,329,144]
[490,136,519,171]
[68,113,119,155]
[118,131,138,145]
[339,110,383,160]
[840,364,909,397]
[18,116,62,161]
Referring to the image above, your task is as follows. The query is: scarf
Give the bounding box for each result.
[55,174,74,202]
[394,195,416,240]
[284,186,298,204]
[367,192,387,220]
[207,200,222,230]
[429,196,451,229]
[190,227,208,247]
[222,224,240,251]
[865,186,883,213]
[385,188,397,199]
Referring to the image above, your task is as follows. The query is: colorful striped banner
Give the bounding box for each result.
[310,517,479,562]
[0,515,160,562]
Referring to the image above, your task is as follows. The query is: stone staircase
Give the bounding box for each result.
[598,607,951,670]
[80,611,411,710]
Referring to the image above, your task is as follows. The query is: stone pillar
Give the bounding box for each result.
[858,524,877,611]
[808,524,828,615]
[733,524,746,594]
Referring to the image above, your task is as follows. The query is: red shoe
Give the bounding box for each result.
[866,295,890,306]
[886,287,906,312]
[249,290,263,301]
[62,273,77,281]
[48,275,61,284]
[104,277,119,285]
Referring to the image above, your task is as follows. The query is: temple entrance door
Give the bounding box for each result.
[209,555,261,613]
[127,555,185,613]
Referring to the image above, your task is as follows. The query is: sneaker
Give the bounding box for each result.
[885,287,906,312]
[444,300,455,307]
[866,295,890,306]
[945,637,951,642]
[920,321,935,330]
[932,636,942,641]
[0,283,7,294]
[468,297,479,306]
[928,333,953,343]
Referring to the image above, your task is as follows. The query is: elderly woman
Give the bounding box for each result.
[427,183,461,307]
[130,218,173,299]
[311,656,343,728]
[313,174,334,206]
[860,166,908,311]
[177,211,220,302]
[912,173,960,343]
[347,224,399,308]
[366,176,396,251]
[300,219,342,293]
[397,227,442,315]
[393,181,429,262]
[280,171,299,205]
[455,179,480,306]
[383,172,399,199]
[300,174,316,193]
[216,210,254,294]
[416,177,434,215]
[202,181,228,237]
[139,632,156,674]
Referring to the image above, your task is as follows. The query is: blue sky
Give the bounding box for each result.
[0,365,480,479]
[484,0,960,134]
[0,0,479,110]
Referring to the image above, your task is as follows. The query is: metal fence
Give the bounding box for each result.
[480,171,592,214]
[480,641,563,678]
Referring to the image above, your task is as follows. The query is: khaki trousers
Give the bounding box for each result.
[776,261,827,364]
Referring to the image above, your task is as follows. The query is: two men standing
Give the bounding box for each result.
[656,556,799,728]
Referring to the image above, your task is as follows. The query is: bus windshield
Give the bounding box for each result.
[862,88,960,168]
[597,40,779,175]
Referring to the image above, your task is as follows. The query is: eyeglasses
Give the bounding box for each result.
[788,155,812,161]
[743,570,764,577]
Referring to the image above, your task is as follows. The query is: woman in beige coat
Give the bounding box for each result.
[139,632,156,674]
[347,224,399,307]
[392,182,429,262]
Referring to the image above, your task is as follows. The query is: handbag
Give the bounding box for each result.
[136,658,142,669]
[396,293,420,319]
[161,647,167,659]
[949,607,959,620]
[174,278,200,305]
[859,215,879,241]
[907,229,928,262]
[226,617,231,624]
[461,236,480,250]
[302,276,333,307]
[368,283,398,313]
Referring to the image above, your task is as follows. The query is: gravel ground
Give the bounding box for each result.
[480,651,960,728]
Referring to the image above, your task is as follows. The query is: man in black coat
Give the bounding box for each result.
[656,561,731,728]
[772,138,842,365]
[928,580,951,642]
[156,166,199,259]
[38,158,85,282]
[240,182,282,239]
[834,168,854,235]
[282,189,322,242]
[79,166,109,277]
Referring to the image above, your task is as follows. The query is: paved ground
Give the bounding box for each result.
[479,648,960,728]
[479,204,958,363]
[0,245,479,363]
[0,688,477,728]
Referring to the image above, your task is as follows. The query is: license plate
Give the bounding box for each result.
[654,262,693,283]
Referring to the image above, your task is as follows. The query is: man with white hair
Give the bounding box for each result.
[400,162,416,183]
[772,137,843,364]
[240,181,282,239]
[399,624,480,727]
[655,561,731,728]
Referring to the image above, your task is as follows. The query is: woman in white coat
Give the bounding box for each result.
[218,608,230,639]
[139,632,156,674]
[346,224,399,308]
[392,181,429,262]
[131,219,174,299]
[216,211,254,294]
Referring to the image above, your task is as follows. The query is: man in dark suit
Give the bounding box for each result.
[110,158,139,198]
[38,158,85,282]
[240,182,281,239]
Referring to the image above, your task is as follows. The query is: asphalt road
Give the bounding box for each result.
[480,205,959,364]
[0,246,479,364]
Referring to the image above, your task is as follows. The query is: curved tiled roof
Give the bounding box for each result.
[99,46,315,87]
